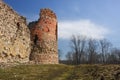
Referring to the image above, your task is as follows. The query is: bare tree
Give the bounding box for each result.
[66,52,73,64]
[109,48,120,64]
[64,34,119,65]
[99,39,112,63]
[87,39,98,64]
[70,35,86,64]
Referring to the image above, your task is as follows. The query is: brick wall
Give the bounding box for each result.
[30,8,58,64]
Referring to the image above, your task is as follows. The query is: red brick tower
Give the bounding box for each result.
[30,8,58,64]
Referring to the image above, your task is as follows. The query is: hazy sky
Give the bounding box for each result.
[4,0,120,59]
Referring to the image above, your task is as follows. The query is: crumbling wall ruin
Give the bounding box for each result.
[29,8,58,64]
[0,1,31,63]
[0,1,58,64]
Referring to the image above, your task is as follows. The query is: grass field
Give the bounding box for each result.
[0,64,119,80]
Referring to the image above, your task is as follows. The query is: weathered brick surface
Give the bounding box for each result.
[29,8,58,64]
[0,1,31,63]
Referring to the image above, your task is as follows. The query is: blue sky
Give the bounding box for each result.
[4,0,120,59]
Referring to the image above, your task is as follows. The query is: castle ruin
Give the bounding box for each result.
[0,1,31,63]
[29,9,58,64]
[0,1,58,64]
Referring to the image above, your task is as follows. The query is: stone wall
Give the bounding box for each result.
[29,8,58,64]
[0,1,31,63]
[0,1,58,64]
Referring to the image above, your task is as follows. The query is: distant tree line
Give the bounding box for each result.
[62,35,120,65]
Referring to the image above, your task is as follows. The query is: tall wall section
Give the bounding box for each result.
[29,8,58,64]
[0,1,31,63]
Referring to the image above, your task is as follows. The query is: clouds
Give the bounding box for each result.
[58,19,109,40]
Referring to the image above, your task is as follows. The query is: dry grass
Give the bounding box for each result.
[0,64,119,80]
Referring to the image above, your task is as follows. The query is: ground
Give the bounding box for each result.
[0,64,119,80]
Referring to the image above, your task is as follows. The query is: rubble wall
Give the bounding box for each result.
[30,8,58,64]
[0,1,31,63]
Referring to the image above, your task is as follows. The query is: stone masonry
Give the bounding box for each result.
[0,1,58,64]
[29,8,58,64]
[0,1,31,63]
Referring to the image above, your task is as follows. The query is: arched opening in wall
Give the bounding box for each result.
[34,34,38,45]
